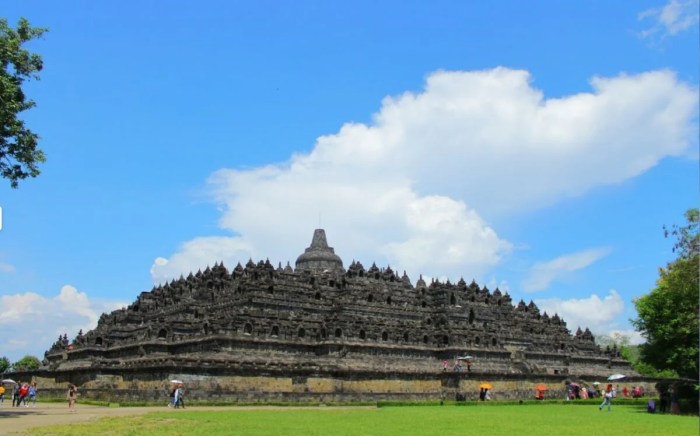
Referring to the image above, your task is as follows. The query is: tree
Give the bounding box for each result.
[664,208,700,260]
[11,354,40,372]
[0,356,10,373]
[0,17,47,188]
[632,208,699,380]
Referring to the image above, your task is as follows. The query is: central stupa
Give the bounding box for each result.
[295,228,344,273]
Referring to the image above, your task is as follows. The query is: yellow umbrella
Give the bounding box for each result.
[479,383,493,390]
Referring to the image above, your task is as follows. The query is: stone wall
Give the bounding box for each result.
[15,370,660,404]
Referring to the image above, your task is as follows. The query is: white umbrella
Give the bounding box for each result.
[607,374,626,381]
[170,379,183,384]
[456,356,474,360]
[1,379,17,384]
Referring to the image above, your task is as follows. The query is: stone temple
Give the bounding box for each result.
[33,229,636,402]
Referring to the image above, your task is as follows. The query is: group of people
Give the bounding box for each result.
[564,382,626,401]
[0,382,38,407]
[442,359,472,373]
[478,388,491,401]
[168,384,185,408]
[622,385,645,398]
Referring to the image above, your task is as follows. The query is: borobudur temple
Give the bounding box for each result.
[32,229,637,402]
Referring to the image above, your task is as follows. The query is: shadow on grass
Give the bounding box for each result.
[0,408,53,418]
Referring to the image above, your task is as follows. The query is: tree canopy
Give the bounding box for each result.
[0,356,9,373]
[11,354,40,372]
[0,17,47,188]
[632,208,699,380]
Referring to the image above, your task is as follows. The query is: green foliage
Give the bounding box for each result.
[597,334,677,378]
[30,404,699,435]
[0,17,47,188]
[620,345,678,378]
[11,354,40,371]
[0,356,10,373]
[664,208,700,260]
[633,209,700,380]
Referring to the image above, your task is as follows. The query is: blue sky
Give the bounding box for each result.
[0,1,697,363]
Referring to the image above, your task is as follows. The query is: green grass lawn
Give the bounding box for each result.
[32,403,698,435]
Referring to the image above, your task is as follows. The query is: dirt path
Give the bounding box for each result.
[0,402,156,434]
[0,402,376,434]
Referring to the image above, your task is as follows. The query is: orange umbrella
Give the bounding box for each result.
[479,383,493,390]
[535,384,549,391]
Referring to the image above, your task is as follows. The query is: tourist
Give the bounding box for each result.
[622,386,629,397]
[580,386,588,399]
[466,360,472,373]
[28,382,37,407]
[17,383,29,407]
[484,389,491,401]
[479,388,485,401]
[442,360,449,372]
[0,384,5,405]
[658,388,669,413]
[176,384,185,409]
[11,383,20,407]
[67,384,77,412]
[168,386,177,407]
[585,386,594,398]
[599,384,613,411]
[168,387,174,407]
[647,398,656,413]
[669,387,680,414]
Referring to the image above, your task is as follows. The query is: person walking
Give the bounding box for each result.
[599,384,613,411]
[172,385,180,408]
[176,384,185,409]
[67,384,77,412]
[17,383,28,407]
[28,382,37,407]
[11,383,20,407]
[168,386,176,407]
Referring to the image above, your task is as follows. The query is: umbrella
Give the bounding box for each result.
[592,382,600,386]
[569,382,580,388]
[535,384,549,391]
[479,383,493,390]
[456,356,473,361]
[1,379,17,385]
[607,374,626,381]
[169,379,183,384]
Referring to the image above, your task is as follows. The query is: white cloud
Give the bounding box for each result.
[522,247,611,292]
[639,0,700,39]
[150,236,254,284]
[536,290,627,338]
[0,286,127,362]
[608,329,646,346]
[0,262,15,273]
[152,67,697,284]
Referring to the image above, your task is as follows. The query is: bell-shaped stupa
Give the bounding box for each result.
[295,228,344,273]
